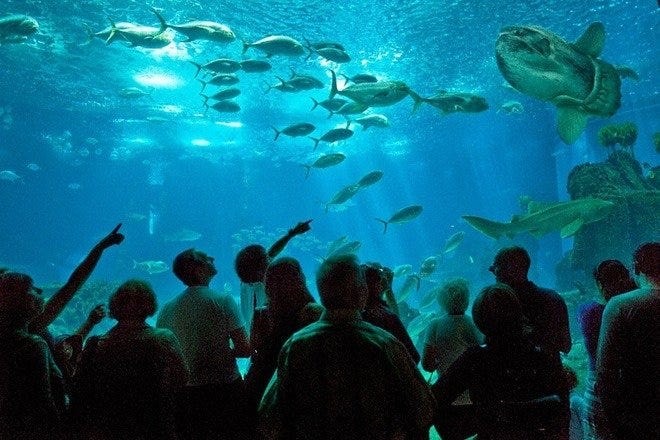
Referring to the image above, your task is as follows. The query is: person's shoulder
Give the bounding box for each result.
[606,287,655,313]
[298,302,324,323]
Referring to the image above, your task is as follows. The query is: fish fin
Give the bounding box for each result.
[149,7,168,35]
[241,39,250,54]
[409,90,424,113]
[556,106,588,144]
[189,61,202,78]
[271,126,281,141]
[462,215,505,240]
[560,218,584,238]
[303,165,311,179]
[573,22,605,57]
[309,137,320,150]
[614,65,639,81]
[375,218,388,234]
[329,69,338,99]
[310,97,319,111]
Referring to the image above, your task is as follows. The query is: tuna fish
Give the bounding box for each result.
[325,183,361,212]
[376,205,424,233]
[0,14,39,44]
[303,153,346,178]
[272,123,316,141]
[242,35,305,57]
[151,8,235,43]
[350,114,389,130]
[329,70,414,108]
[310,127,354,150]
[86,14,171,48]
[496,22,622,144]
[355,170,384,188]
[411,90,488,114]
[239,59,272,73]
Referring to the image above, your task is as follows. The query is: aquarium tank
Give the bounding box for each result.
[0,0,658,399]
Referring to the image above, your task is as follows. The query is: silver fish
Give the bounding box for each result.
[376,205,423,233]
[242,35,305,57]
[310,128,354,150]
[151,8,235,43]
[272,123,316,141]
[133,259,169,275]
[0,14,39,44]
[355,170,384,188]
[303,153,346,178]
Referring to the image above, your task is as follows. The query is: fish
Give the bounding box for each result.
[133,260,169,275]
[309,46,351,63]
[205,99,240,114]
[272,123,316,141]
[197,74,240,92]
[406,312,436,341]
[498,100,524,114]
[462,197,616,240]
[163,228,202,242]
[419,256,438,277]
[443,231,465,253]
[0,14,39,44]
[392,264,413,278]
[0,170,23,182]
[355,170,384,188]
[303,153,346,178]
[495,22,621,144]
[327,240,361,258]
[306,40,346,51]
[150,8,235,43]
[329,102,370,118]
[310,97,348,113]
[396,274,421,304]
[87,15,171,48]
[190,59,241,77]
[376,205,423,233]
[340,73,379,85]
[242,35,305,57]
[239,59,272,73]
[326,236,348,256]
[118,87,151,99]
[350,114,389,130]
[419,286,442,309]
[310,128,354,150]
[329,70,414,108]
[325,183,361,212]
[201,88,241,104]
[411,90,488,114]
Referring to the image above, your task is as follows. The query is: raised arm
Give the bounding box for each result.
[267,219,312,259]
[30,224,124,332]
[74,304,106,341]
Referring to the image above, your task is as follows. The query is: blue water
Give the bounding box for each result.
[0,0,658,316]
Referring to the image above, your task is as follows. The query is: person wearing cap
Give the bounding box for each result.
[431,283,569,439]
[594,242,660,440]
[0,272,63,439]
[257,254,435,440]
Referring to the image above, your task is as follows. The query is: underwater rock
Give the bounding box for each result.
[565,151,659,275]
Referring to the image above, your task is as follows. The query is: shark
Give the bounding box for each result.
[462,197,615,240]
[495,22,625,144]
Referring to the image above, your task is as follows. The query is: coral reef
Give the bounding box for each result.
[597,122,638,152]
[565,151,659,276]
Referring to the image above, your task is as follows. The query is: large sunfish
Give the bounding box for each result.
[495,22,621,144]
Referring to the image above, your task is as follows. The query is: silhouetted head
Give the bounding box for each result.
[235,244,269,283]
[472,283,526,340]
[363,262,389,306]
[109,279,157,321]
[437,277,470,315]
[0,272,45,325]
[593,259,638,301]
[173,248,217,287]
[633,242,660,282]
[490,246,531,284]
[265,257,314,317]
[316,254,367,310]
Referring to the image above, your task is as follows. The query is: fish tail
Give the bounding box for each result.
[196,78,207,92]
[409,90,424,114]
[339,73,350,87]
[189,61,202,79]
[303,165,311,179]
[150,7,168,35]
[82,24,95,45]
[310,97,319,111]
[241,39,250,54]
[329,69,338,99]
[272,126,281,141]
[132,259,138,269]
[310,137,320,150]
[200,94,210,106]
[375,218,388,234]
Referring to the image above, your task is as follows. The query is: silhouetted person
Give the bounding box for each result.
[257,254,435,440]
[70,279,188,440]
[489,246,571,357]
[362,262,420,363]
[594,242,659,440]
[432,283,569,440]
[235,220,312,330]
[157,248,251,439]
[244,257,323,417]
[579,260,637,439]
[0,272,62,439]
